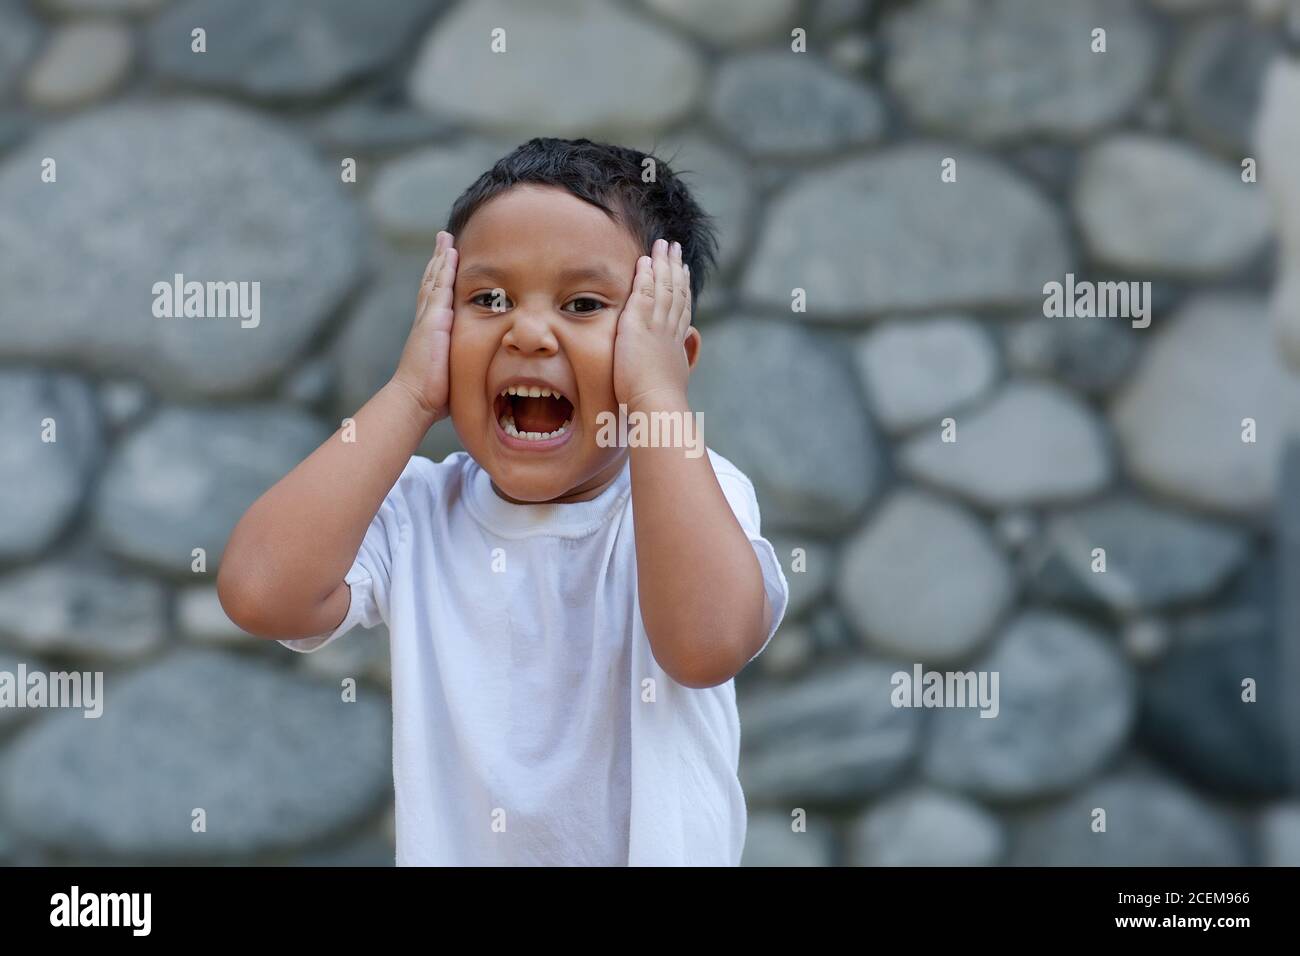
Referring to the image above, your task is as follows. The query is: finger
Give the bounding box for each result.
[667,243,689,338]
[423,234,454,316]
[624,255,656,325]
[424,232,449,282]
[677,263,693,340]
[652,238,674,328]
[421,234,456,313]
[425,243,457,331]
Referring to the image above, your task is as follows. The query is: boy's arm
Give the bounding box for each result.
[217,233,458,639]
[217,380,436,639]
[628,392,771,689]
[616,240,771,689]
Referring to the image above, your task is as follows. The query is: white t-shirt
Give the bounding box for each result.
[278,448,788,866]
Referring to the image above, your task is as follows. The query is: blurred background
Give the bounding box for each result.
[1,0,1298,866]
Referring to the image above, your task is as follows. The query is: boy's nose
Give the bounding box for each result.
[502,310,559,355]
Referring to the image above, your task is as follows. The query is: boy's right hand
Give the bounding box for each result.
[391,230,458,424]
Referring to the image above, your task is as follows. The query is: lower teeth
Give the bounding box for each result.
[501,415,570,441]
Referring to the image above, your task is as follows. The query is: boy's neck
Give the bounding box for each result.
[489,453,629,505]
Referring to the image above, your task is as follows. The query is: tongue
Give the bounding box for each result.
[513,396,570,433]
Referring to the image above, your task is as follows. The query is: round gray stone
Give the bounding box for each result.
[292,828,396,866]
[1074,135,1271,277]
[837,489,1015,663]
[1275,270,1300,377]
[804,604,860,656]
[1024,496,1250,613]
[1171,16,1283,155]
[0,561,166,660]
[1010,771,1247,865]
[333,257,465,464]
[922,610,1137,801]
[98,378,153,431]
[741,147,1073,318]
[828,31,873,72]
[1121,616,1171,663]
[0,111,31,158]
[309,99,456,155]
[813,0,875,32]
[1004,314,1139,395]
[1139,560,1285,797]
[741,811,835,867]
[279,355,336,410]
[709,51,885,158]
[1259,60,1300,373]
[94,405,330,576]
[626,133,757,275]
[0,369,100,563]
[849,788,1005,866]
[739,659,924,805]
[0,648,391,859]
[1151,0,1245,11]
[755,620,815,678]
[884,0,1158,142]
[177,584,249,644]
[899,380,1113,509]
[1111,294,1300,517]
[687,319,883,532]
[0,101,368,398]
[641,0,797,45]
[767,535,832,621]
[0,650,50,729]
[855,316,999,434]
[369,140,514,243]
[993,508,1040,552]
[149,0,440,99]
[39,0,168,11]
[0,0,40,97]
[1259,804,1300,867]
[23,19,132,110]
[409,0,703,136]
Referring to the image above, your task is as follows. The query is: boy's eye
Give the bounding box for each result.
[471,291,511,311]
[565,297,605,315]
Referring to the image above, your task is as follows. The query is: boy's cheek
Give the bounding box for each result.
[447,323,479,406]
[449,312,475,357]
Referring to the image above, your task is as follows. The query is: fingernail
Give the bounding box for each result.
[671,241,681,257]
[655,238,667,253]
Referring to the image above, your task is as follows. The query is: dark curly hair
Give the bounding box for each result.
[445,137,719,306]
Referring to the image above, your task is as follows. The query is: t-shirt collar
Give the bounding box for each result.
[462,453,631,538]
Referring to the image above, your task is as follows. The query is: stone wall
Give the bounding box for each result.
[0,0,1297,865]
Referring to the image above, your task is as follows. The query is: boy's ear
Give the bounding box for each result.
[684,327,702,371]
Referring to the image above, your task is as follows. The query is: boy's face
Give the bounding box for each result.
[448,185,642,503]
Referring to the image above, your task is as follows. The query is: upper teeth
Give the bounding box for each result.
[500,384,562,399]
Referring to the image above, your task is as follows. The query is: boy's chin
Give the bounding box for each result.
[489,470,595,505]
[486,449,627,505]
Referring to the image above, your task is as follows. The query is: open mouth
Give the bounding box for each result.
[493,384,575,442]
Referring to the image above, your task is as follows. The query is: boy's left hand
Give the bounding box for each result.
[613,238,693,409]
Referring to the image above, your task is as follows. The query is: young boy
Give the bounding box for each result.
[218,138,789,866]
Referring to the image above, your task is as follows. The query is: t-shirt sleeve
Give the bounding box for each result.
[276,467,410,655]
[712,462,789,664]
